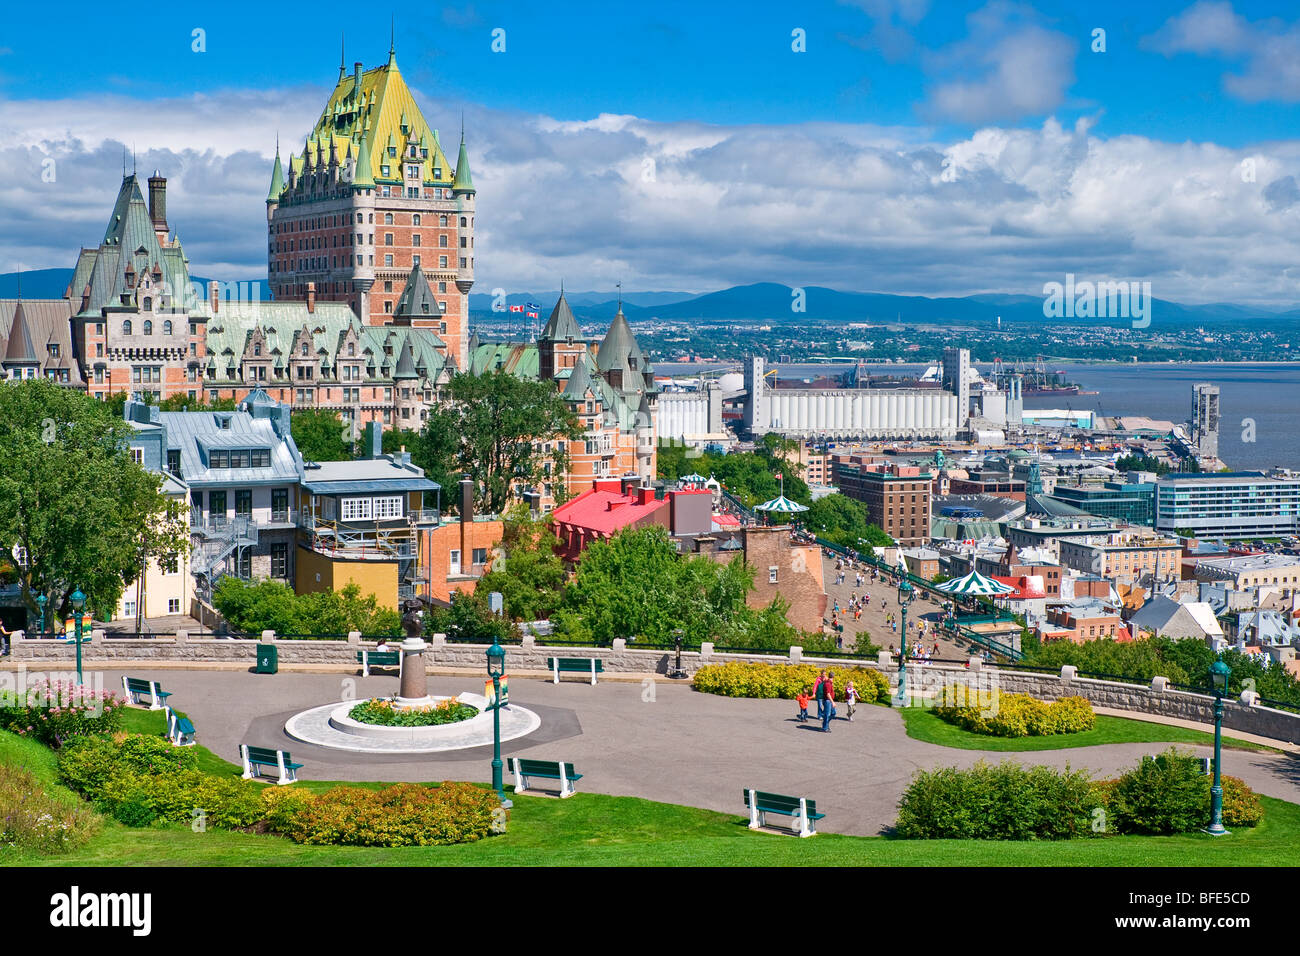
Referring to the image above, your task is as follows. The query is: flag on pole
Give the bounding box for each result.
[526,310,539,319]
[526,302,541,310]
[774,471,783,480]
[509,304,524,313]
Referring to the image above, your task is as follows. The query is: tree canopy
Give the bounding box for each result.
[212,578,400,636]
[474,507,566,622]
[291,408,351,462]
[413,369,581,514]
[0,379,189,621]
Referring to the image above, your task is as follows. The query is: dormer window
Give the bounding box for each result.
[143,297,152,311]
[254,343,261,356]
[301,343,309,357]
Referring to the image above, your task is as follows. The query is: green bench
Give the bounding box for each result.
[512,757,583,798]
[744,789,825,837]
[356,648,402,676]
[240,744,303,785]
[162,705,196,747]
[547,656,604,685]
[120,676,172,710]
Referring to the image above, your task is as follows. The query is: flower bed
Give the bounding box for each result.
[0,681,124,747]
[932,692,1095,738]
[692,661,892,704]
[346,698,479,727]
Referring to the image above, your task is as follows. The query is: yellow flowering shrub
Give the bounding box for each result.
[933,692,1095,737]
[692,662,891,704]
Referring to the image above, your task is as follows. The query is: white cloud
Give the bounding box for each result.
[4,85,1300,305]
[1146,1,1300,103]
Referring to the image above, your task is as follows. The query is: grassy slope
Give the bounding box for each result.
[6,791,1298,867]
[899,707,1277,753]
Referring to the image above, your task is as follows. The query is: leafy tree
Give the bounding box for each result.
[806,493,893,548]
[424,589,517,644]
[414,369,582,514]
[0,379,189,622]
[291,408,350,462]
[474,507,566,622]
[382,428,422,456]
[212,578,400,636]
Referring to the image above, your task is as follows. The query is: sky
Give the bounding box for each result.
[4,0,1300,304]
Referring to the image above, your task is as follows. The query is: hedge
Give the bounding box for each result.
[932,692,1095,738]
[896,760,1103,840]
[1096,747,1263,834]
[264,782,501,847]
[692,662,891,704]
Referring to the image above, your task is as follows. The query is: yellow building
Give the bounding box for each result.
[112,475,193,624]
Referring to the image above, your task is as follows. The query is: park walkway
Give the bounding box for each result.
[93,667,1300,837]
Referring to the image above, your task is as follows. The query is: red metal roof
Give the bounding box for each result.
[552,488,667,536]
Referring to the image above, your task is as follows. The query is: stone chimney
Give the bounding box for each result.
[354,61,363,92]
[208,280,219,314]
[306,282,316,313]
[148,172,168,237]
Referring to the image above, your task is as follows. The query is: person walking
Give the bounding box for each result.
[845,680,859,721]
[814,671,828,723]
[796,687,811,722]
[821,672,836,732]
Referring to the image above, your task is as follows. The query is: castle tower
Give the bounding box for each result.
[266,45,474,366]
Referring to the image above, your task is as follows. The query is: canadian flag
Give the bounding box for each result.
[774,471,783,480]
[509,304,524,313]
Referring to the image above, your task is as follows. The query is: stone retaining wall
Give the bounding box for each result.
[6,633,1299,743]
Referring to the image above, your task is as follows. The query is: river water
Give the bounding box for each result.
[654,361,1300,471]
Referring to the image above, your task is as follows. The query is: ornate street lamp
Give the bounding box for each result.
[69,588,87,686]
[895,562,915,707]
[486,638,512,808]
[36,592,47,639]
[1207,658,1231,836]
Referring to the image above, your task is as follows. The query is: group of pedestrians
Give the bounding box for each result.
[794,671,859,732]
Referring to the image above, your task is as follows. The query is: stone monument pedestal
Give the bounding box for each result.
[395,637,433,708]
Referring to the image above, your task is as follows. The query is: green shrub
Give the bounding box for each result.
[1096,751,1264,834]
[692,662,891,704]
[932,692,1095,737]
[57,734,196,797]
[0,681,124,747]
[895,760,1102,840]
[268,782,501,847]
[0,763,101,853]
[1109,748,1213,834]
[348,698,478,727]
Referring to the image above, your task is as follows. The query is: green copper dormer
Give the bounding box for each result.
[267,151,285,203]
[452,134,474,194]
[352,135,375,189]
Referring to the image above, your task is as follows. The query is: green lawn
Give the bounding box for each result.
[5,787,1299,867]
[5,714,1299,867]
[899,706,1278,753]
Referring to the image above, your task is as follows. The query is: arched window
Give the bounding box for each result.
[142,320,153,335]
[162,320,173,335]
[384,213,394,225]
[412,214,421,226]
[123,320,132,335]
[460,216,467,227]
[142,297,152,311]
[439,214,448,227]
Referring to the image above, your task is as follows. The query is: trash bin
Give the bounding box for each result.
[255,642,278,674]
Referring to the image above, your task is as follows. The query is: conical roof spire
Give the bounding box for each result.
[541,290,581,342]
[3,300,38,364]
[266,145,284,204]
[452,128,475,194]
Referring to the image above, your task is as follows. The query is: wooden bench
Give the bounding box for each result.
[512,757,582,798]
[240,745,303,785]
[120,677,172,710]
[163,705,196,747]
[356,649,401,676]
[744,789,825,838]
[547,656,604,686]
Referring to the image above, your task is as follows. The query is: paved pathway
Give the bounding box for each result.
[92,667,1300,836]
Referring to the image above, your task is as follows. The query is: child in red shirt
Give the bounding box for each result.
[796,689,811,722]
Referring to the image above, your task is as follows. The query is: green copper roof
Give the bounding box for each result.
[266,152,285,203]
[452,135,474,194]
[541,292,581,342]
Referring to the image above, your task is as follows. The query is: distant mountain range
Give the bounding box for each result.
[4,270,1293,328]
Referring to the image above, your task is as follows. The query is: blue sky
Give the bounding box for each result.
[4,1,1300,301]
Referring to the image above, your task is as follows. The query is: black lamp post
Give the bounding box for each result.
[36,592,47,639]
[486,638,511,808]
[895,562,915,707]
[1208,658,1230,836]
[668,628,687,679]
